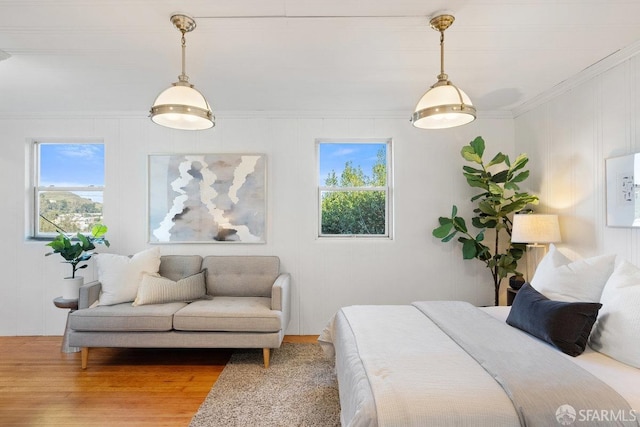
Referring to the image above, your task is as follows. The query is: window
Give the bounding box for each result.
[317,139,392,238]
[33,141,105,237]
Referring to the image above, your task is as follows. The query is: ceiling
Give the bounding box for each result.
[1,0,640,117]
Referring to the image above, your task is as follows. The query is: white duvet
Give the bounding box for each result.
[320,305,640,427]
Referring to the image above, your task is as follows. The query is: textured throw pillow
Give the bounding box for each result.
[133,271,208,306]
[589,260,640,368]
[96,247,161,306]
[507,283,602,356]
[530,244,615,302]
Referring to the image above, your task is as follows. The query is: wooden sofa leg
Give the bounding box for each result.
[81,347,89,370]
[263,348,270,368]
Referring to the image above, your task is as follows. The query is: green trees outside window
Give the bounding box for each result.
[39,191,104,233]
[319,142,389,237]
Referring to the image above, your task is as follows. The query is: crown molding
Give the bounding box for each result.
[512,39,640,118]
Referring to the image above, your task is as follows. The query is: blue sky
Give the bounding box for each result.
[39,143,105,187]
[319,142,386,184]
[39,142,385,187]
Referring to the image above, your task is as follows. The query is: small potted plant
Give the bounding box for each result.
[45,223,110,299]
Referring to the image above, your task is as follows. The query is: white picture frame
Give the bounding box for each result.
[605,153,640,227]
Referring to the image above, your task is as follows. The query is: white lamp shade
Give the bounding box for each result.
[511,214,561,244]
[412,84,476,129]
[150,84,214,130]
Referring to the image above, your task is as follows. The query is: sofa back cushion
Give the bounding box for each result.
[202,256,279,297]
[159,255,203,281]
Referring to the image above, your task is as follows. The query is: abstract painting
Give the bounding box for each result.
[149,154,266,243]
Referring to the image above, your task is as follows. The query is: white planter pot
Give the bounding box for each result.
[62,276,84,300]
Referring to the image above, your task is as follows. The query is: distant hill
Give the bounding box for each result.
[39,191,103,233]
[41,191,96,203]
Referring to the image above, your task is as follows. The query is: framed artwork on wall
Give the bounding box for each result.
[148,153,266,243]
[605,153,640,227]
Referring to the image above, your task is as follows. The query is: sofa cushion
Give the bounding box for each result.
[132,271,208,306]
[96,247,162,306]
[69,302,187,332]
[202,256,279,297]
[173,297,281,332]
[159,255,203,281]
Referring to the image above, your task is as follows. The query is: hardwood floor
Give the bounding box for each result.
[0,335,319,427]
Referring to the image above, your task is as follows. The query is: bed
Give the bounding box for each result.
[320,246,640,426]
[320,302,640,427]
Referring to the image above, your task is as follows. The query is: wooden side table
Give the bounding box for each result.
[506,288,519,306]
[53,297,80,353]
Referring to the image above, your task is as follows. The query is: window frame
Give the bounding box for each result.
[31,140,105,239]
[316,138,393,239]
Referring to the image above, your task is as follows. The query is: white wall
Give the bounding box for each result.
[0,112,515,336]
[515,52,640,263]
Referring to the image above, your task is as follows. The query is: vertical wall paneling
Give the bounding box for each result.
[515,52,640,264]
[2,113,515,336]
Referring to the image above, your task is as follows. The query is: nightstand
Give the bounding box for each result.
[507,288,519,306]
[53,297,80,353]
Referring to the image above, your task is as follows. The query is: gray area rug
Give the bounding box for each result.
[190,343,340,427]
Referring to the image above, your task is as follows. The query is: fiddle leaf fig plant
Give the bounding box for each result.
[45,223,110,278]
[433,136,539,305]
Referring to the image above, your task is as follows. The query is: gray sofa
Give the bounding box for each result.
[68,255,290,369]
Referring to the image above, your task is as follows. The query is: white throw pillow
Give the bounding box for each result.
[133,271,207,306]
[96,247,161,306]
[589,260,640,368]
[530,244,615,302]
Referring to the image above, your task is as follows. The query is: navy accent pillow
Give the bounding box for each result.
[506,283,602,356]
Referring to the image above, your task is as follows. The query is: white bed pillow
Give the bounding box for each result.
[589,260,640,368]
[96,247,161,306]
[530,244,615,302]
[132,271,207,306]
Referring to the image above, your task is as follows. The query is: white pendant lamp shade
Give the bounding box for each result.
[412,83,475,129]
[150,14,214,131]
[151,82,213,130]
[412,14,476,130]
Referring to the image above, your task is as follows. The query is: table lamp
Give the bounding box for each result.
[511,214,561,281]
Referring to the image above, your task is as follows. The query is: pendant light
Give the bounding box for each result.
[412,14,475,130]
[150,14,214,130]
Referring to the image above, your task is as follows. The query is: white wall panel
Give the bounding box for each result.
[0,122,25,335]
[1,112,515,335]
[516,53,640,264]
